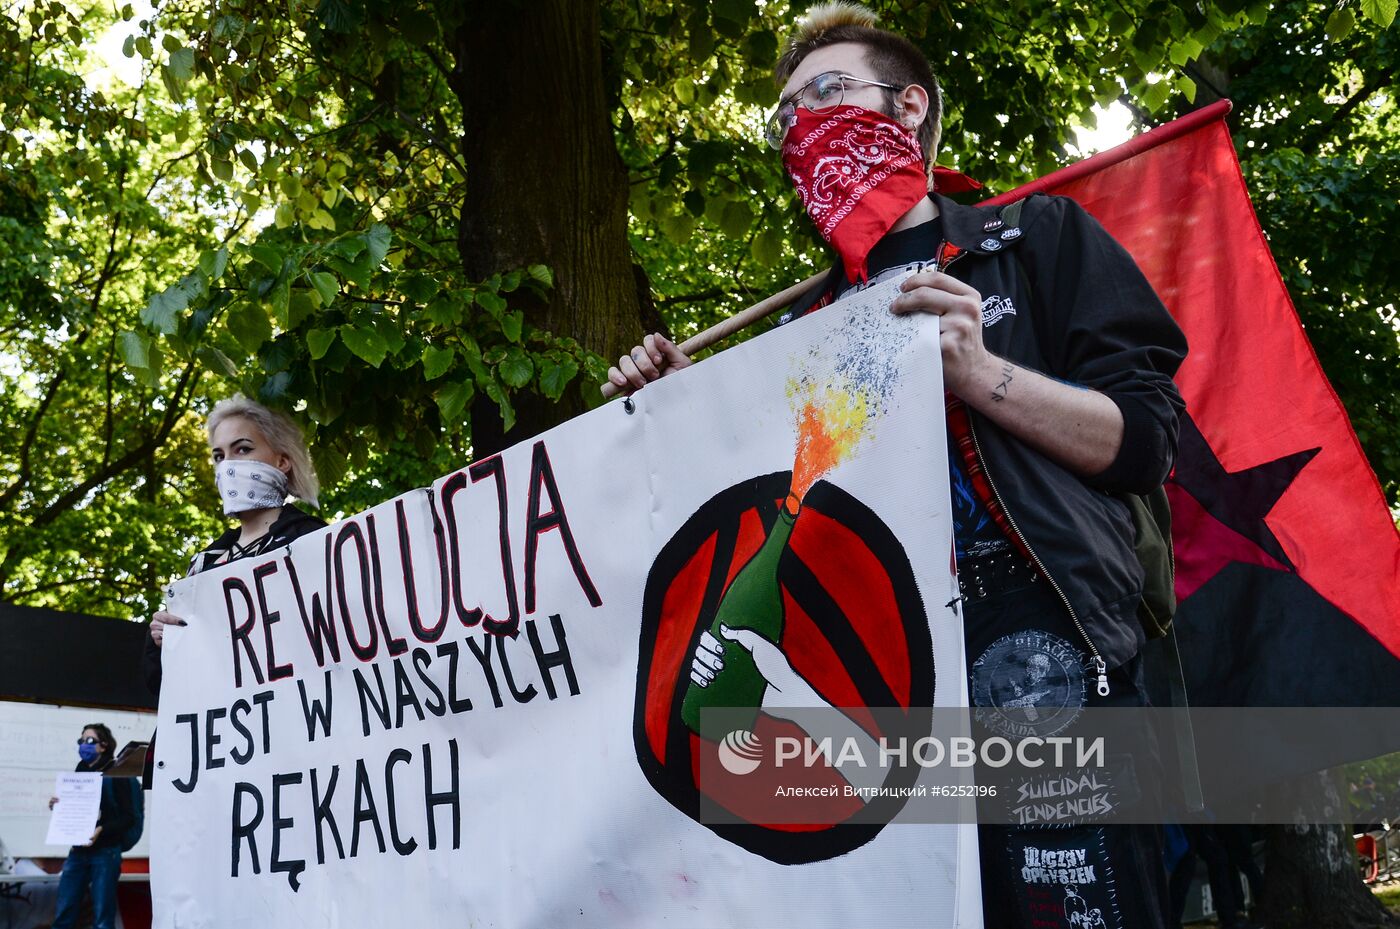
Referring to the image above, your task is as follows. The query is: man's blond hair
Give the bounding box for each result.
[775,1,943,169]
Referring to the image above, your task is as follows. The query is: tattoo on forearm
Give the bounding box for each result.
[991,361,1015,403]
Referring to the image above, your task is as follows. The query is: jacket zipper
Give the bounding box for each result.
[936,242,1111,698]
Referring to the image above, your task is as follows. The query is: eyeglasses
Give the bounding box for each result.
[77,737,100,745]
[765,71,904,150]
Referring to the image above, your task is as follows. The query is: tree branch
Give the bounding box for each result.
[1297,64,1399,152]
[24,362,200,533]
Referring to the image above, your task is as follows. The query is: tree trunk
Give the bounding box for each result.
[450,0,643,455]
[1258,772,1395,929]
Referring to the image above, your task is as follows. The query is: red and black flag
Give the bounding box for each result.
[991,101,1400,709]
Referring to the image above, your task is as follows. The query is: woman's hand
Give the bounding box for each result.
[150,610,187,647]
[84,825,102,847]
[48,795,58,810]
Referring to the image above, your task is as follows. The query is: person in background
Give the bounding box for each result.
[141,395,326,780]
[47,724,132,929]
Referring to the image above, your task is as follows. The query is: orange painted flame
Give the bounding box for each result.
[789,386,870,501]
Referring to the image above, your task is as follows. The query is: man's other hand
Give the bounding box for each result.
[606,333,691,396]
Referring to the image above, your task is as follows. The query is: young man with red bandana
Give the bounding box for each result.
[608,4,1186,927]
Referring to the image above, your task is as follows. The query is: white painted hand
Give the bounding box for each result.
[717,623,831,719]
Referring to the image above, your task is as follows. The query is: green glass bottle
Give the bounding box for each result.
[681,500,799,739]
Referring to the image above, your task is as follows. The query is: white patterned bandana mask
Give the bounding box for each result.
[215,459,289,515]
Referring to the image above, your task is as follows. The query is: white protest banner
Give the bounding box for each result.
[153,273,979,928]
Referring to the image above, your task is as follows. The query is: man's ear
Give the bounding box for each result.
[896,83,930,133]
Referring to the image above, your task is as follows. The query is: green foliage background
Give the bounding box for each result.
[1,0,1396,620]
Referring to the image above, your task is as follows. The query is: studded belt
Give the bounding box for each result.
[957,547,1039,601]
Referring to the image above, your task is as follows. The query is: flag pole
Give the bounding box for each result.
[601,100,1233,399]
[599,270,826,398]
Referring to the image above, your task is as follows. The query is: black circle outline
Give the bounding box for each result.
[632,472,934,864]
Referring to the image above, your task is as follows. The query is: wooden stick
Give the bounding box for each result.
[599,270,827,399]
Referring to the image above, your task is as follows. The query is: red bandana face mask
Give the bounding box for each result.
[781,105,929,283]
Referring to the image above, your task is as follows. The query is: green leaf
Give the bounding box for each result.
[309,271,338,306]
[538,358,579,400]
[259,371,293,402]
[306,328,338,360]
[117,329,150,369]
[210,158,233,182]
[363,223,391,266]
[498,346,534,387]
[683,189,706,217]
[142,273,205,334]
[121,34,135,58]
[476,290,507,316]
[267,276,292,327]
[712,0,755,27]
[751,228,783,266]
[527,264,553,288]
[324,255,369,288]
[460,337,489,383]
[424,296,462,327]
[661,210,696,244]
[434,379,474,424]
[325,236,366,260]
[279,175,302,198]
[375,315,406,357]
[422,344,455,380]
[288,290,317,328]
[1175,74,1197,105]
[312,444,348,488]
[274,202,295,229]
[483,378,515,432]
[720,200,754,239]
[199,246,228,281]
[226,300,272,353]
[248,244,283,273]
[1325,8,1357,39]
[168,47,195,82]
[399,8,439,44]
[1141,79,1172,113]
[198,346,240,376]
[501,310,523,343]
[1359,0,1396,26]
[341,325,389,367]
[399,273,439,303]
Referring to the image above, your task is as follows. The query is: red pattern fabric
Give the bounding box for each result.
[944,394,1034,564]
[782,105,929,283]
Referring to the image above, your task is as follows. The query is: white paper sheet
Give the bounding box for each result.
[45,772,101,847]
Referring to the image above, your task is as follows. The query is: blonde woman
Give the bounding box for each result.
[143,395,326,694]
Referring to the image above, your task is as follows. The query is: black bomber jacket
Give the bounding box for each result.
[788,192,1189,673]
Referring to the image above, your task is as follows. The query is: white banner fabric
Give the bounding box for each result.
[153,274,978,928]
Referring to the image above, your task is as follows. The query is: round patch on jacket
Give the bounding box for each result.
[971,629,1086,739]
